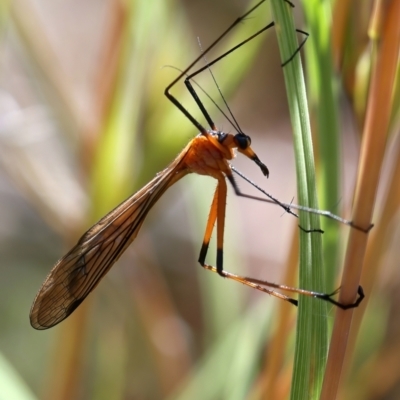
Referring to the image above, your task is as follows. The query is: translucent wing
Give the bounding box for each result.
[30,157,188,330]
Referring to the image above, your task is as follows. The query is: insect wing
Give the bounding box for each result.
[30,164,183,330]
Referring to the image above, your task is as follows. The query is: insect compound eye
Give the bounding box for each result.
[234,133,251,149]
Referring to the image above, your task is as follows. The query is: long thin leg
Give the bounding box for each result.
[203,263,299,306]
[226,173,299,219]
[198,186,218,271]
[242,276,365,310]
[184,22,275,131]
[202,264,364,310]
[164,0,268,133]
[198,175,227,277]
[231,166,374,233]
[186,26,308,83]
[175,18,369,233]
[215,176,227,276]
[183,24,309,131]
[225,173,323,233]
[197,177,363,309]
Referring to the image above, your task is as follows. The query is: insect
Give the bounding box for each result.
[30,0,364,330]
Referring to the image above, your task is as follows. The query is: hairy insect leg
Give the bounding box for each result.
[232,166,374,233]
[202,263,299,306]
[201,264,364,310]
[245,276,365,309]
[225,173,324,234]
[198,185,219,274]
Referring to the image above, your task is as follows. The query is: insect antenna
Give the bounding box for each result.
[164,65,239,132]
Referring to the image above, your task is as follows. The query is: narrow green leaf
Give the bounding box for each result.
[270,1,327,399]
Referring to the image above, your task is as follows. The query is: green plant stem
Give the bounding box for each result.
[270,1,327,399]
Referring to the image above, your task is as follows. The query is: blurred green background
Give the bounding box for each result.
[0,0,399,399]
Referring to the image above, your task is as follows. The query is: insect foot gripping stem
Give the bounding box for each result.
[315,286,365,310]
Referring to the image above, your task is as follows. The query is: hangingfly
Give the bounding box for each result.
[30,0,364,330]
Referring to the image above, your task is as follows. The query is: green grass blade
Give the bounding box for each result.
[270,1,327,399]
[167,300,274,400]
[301,0,341,291]
[0,352,38,400]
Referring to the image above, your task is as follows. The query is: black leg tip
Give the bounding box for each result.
[217,270,227,278]
[317,285,365,310]
[284,0,295,8]
[289,298,298,307]
[298,225,324,234]
[350,222,374,233]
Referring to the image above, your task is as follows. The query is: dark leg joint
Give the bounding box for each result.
[198,242,209,266]
[316,285,365,310]
[288,298,298,307]
[349,222,374,233]
[216,248,225,277]
[281,29,309,67]
[283,0,295,7]
[298,224,324,234]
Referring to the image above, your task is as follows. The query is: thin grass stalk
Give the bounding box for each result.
[301,0,341,291]
[261,228,298,399]
[321,1,400,398]
[270,1,327,399]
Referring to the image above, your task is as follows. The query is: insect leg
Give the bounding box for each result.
[231,167,374,233]
[198,186,219,273]
[197,175,364,309]
[164,0,268,132]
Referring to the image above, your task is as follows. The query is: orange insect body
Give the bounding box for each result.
[30,0,364,330]
[30,130,264,329]
[186,134,233,175]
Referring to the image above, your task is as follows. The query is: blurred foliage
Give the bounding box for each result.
[0,0,399,399]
